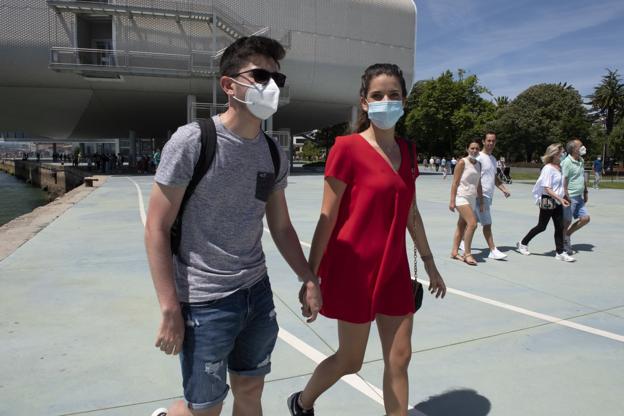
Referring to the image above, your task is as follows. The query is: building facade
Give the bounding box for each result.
[0,0,416,155]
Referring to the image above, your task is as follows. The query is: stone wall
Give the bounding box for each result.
[0,160,92,197]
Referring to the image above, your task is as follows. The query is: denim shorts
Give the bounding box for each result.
[564,195,589,221]
[474,197,493,225]
[179,275,279,410]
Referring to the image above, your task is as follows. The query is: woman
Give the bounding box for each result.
[517,144,575,262]
[287,64,446,416]
[449,140,484,266]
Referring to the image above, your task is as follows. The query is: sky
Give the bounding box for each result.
[413,0,624,100]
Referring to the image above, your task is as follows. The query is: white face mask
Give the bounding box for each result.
[230,78,280,120]
[579,146,587,156]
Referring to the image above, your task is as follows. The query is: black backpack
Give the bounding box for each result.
[170,118,281,255]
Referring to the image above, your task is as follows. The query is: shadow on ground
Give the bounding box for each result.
[409,388,491,416]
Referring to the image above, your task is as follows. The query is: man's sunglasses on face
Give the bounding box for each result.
[231,68,287,88]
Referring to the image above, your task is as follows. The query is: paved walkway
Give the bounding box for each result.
[1,174,623,415]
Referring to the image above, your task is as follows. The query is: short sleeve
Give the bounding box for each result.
[272,143,290,192]
[542,166,555,188]
[325,137,354,184]
[154,123,202,187]
[561,158,571,178]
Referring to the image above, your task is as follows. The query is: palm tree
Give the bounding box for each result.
[494,96,510,107]
[589,69,624,136]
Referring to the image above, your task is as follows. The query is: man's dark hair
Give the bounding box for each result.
[484,130,496,139]
[220,36,285,77]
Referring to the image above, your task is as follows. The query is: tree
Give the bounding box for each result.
[401,70,495,157]
[313,122,350,160]
[300,140,322,161]
[589,69,624,135]
[588,68,624,158]
[491,83,591,162]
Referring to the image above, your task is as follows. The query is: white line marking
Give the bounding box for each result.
[438,284,624,343]
[262,229,624,344]
[129,182,387,406]
[278,328,385,406]
[126,177,146,226]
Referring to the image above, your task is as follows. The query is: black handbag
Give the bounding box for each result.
[539,195,557,210]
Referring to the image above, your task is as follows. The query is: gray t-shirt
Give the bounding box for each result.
[154,115,289,302]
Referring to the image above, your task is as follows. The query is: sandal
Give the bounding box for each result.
[450,253,464,261]
[464,254,477,266]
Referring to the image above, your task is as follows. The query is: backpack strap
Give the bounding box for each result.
[170,118,217,255]
[263,132,281,179]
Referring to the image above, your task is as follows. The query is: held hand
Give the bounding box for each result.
[561,198,570,207]
[423,260,446,299]
[155,310,185,356]
[299,279,323,323]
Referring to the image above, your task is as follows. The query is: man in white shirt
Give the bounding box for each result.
[472,132,511,259]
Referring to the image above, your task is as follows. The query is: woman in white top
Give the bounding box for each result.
[517,144,575,262]
[449,140,484,266]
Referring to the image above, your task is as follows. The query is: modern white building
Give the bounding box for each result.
[0,0,416,156]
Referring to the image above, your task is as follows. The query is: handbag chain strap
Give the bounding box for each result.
[411,163,418,279]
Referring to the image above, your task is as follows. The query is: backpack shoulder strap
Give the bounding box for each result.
[263,132,281,179]
[181,118,216,204]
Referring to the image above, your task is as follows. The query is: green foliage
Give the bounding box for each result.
[490,83,590,162]
[402,70,495,157]
[313,122,350,160]
[300,140,322,161]
[588,69,624,135]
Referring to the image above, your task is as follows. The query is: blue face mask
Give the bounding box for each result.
[367,100,404,130]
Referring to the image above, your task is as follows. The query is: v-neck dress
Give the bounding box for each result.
[318,133,419,323]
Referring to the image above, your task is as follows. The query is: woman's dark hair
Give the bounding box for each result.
[354,63,408,133]
[465,139,481,154]
[220,36,285,77]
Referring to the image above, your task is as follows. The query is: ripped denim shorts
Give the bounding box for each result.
[179,275,279,410]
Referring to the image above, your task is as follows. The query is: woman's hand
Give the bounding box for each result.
[560,198,570,207]
[423,259,446,299]
[299,279,323,323]
[449,201,456,212]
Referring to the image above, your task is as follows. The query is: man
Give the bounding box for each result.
[562,139,590,255]
[450,156,457,174]
[593,156,603,189]
[145,36,322,416]
[471,132,511,259]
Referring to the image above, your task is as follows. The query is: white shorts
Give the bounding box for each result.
[455,196,476,209]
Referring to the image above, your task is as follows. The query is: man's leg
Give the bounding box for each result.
[228,277,279,416]
[567,197,590,237]
[483,224,495,251]
[165,400,223,416]
[230,374,265,416]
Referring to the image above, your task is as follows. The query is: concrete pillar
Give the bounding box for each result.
[351,105,359,131]
[187,94,196,123]
[129,130,136,167]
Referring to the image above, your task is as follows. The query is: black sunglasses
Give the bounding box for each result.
[232,68,287,88]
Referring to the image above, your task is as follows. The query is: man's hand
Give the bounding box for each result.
[155,309,185,355]
[584,190,588,203]
[299,279,322,323]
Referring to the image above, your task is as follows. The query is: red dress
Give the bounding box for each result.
[319,133,419,323]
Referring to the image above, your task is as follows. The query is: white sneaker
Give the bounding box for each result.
[563,235,573,255]
[555,252,576,262]
[516,242,530,256]
[488,248,507,260]
[459,240,465,252]
[151,409,168,416]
